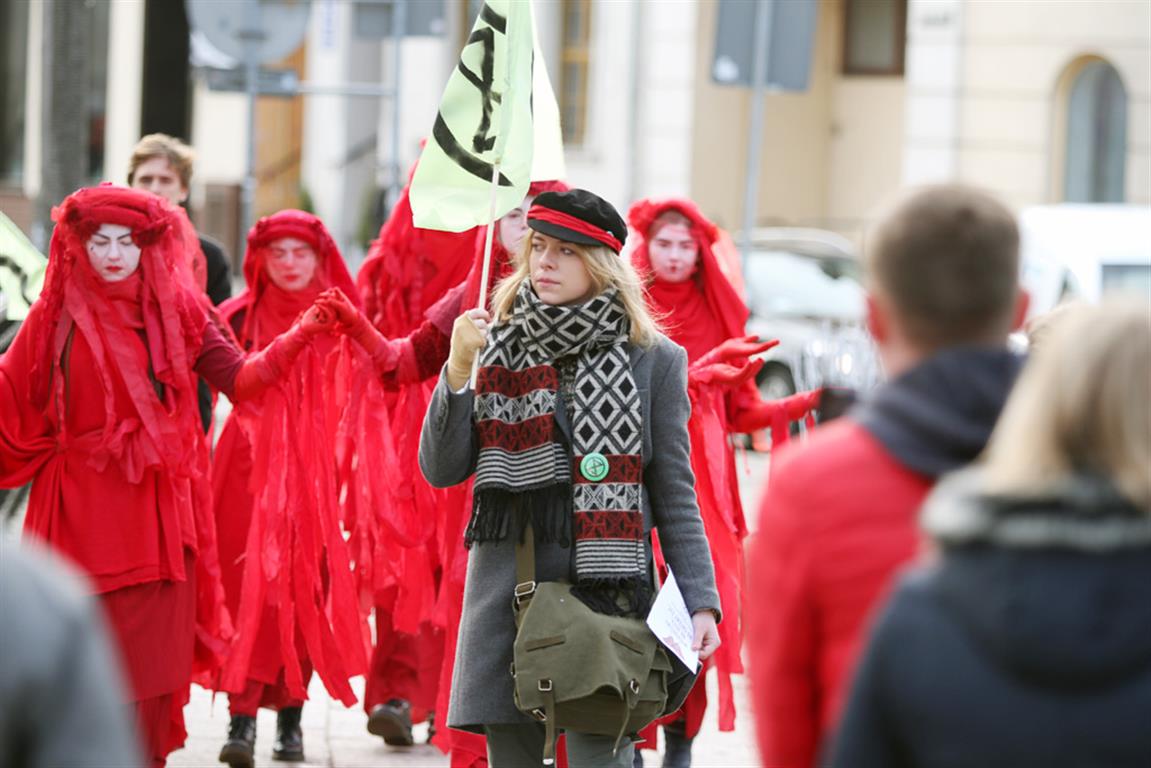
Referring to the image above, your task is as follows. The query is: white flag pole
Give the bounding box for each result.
[470,160,503,387]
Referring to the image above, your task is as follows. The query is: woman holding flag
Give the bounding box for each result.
[416,189,721,767]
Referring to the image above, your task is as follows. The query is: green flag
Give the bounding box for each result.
[0,212,46,322]
[410,0,557,232]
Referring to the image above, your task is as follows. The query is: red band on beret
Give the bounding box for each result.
[527,207,623,253]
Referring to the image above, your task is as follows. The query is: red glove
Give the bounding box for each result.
[232,318,314,400]
[690,357,764,389]
[316,288,401,373]
[693,335,779,370]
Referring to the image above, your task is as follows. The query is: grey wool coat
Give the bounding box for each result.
[419,333,721,731]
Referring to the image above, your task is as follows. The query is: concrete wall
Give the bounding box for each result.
[905,0,1151,209]
[690,0,901,236]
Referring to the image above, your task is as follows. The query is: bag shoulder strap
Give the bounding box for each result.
[513,518,537,613]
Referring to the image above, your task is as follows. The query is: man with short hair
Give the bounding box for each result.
[127,133,232,307]
[127,133,233,433]
[748,185,1029,768]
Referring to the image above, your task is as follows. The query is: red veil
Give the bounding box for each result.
[214,209,369,707]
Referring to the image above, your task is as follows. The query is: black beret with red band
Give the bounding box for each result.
[527,189,628,253]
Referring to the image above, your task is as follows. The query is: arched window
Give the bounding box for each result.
[1063,60,1127,203]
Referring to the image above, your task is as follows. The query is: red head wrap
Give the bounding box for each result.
[628,198,749,361]
[30,184,209,480]
[357,159,481,336]
[220,209,358,350]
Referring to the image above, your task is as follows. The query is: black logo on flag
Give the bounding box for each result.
[433,3,515,186]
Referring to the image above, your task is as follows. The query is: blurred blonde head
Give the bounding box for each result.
[491,231,661,347]
[984,301,1151,513]
[1023,301,1087,351]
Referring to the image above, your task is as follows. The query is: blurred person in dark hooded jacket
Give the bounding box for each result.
[748,185,1030,768]
[830,300,1151,768]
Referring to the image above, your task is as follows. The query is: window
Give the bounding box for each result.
[1064,60,1127,203]
[843,0,906,76]
[559,0,591,145]
[1,0,29,185]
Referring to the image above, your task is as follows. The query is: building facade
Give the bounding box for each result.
[2,0,1147,261]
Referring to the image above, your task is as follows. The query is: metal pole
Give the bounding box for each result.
[469,161,502,388]
[740,0,774,276]
[388,0,406,210]
[240,0,263,238]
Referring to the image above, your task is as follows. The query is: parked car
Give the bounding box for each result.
[742,228,882,404]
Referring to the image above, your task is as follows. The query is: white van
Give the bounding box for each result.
[1019,204,1151,317]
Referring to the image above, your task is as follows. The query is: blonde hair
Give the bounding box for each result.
[983,301,1151,513]
[1023,300,1086,351]
[490,231,662,347]
[127,133,195,188]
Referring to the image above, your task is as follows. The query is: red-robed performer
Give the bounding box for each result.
[0,186,333,767]
[354,178,478,748]
[213,210,372,767]
[318,180,568,768]
[627,198,819,768]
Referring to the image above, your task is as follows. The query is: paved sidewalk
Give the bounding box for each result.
[171,673,757,768]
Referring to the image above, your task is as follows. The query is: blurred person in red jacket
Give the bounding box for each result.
[627,198,820,768]
[748,185,1029,768]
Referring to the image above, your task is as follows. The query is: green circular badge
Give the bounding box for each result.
[579,452,610,482]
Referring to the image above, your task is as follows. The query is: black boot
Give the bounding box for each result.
[367,697,414,746]
[662,720,693,768]
[219,715,256,768]
[272,706,305,762]
[426,711,437,745]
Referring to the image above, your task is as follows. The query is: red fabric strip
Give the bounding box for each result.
[475,364,560,399]
[572,511,644,540]
[527,207,623,252]
[475,414,556,452]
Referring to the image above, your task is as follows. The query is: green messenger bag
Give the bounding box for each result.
[510,521,674,766]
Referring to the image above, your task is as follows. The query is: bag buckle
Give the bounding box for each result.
[629,678,641,694]
[513,580,537,610]
[538,679,553,692]
[531,708,547,722]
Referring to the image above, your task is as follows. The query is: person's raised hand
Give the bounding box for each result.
[299,303,336,337]
[689,357,764,390]
[315,287,360,329]
[695,335,778,369]
[446,309,491,390]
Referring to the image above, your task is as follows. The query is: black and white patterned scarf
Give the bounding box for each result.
[470,282,648,614]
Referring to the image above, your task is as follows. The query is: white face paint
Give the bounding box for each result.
[647,223,699,283]
[86,224,142,283]
[265,236,319,291]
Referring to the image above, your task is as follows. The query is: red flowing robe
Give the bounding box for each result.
[0,187,236,766]
[351,179,567,768]
[355,181,479,721]
[629,198,819,745]
[213,210,368,708]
